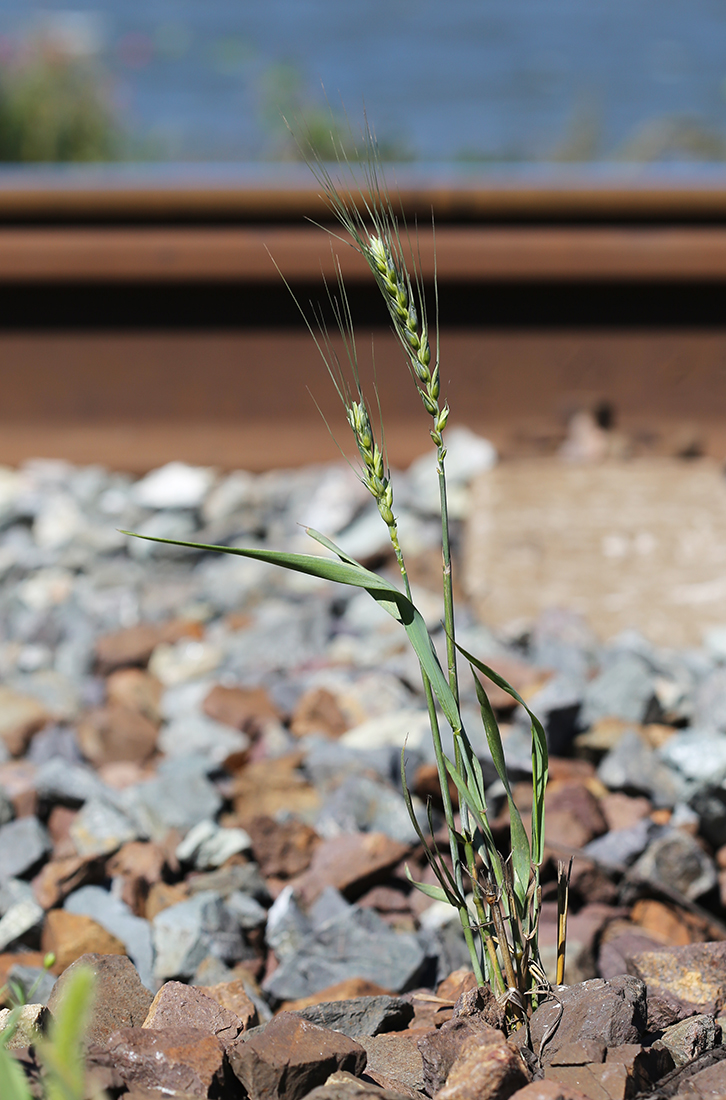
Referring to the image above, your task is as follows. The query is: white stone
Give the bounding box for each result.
[158,712,248,764]
[202,470,257,523]
[33,494,85,549]
[133,462,216,510]
[407,427,497,517]
[300,464,369,535]
[340,708,431,751]
[149,639,223,686]
[18,568,74,612]
[176,819,251,869]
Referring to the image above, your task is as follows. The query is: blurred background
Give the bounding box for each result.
[1,0,726,164]
[0,2,725,642]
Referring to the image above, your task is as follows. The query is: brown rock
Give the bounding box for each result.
[568,859,619,907]
[598,921,667,981]
[626,942,726,1027]
[143,980,242,1043]
[41,910,126,972]
[453,985,507,1031]
[545,810,594,851]
[46,805,79,859]
[630,898,713,948]
[675,1052,726,1096]
[106,668,163,724]
[47,954,153,1045]
[247,815,320,879]
[291,687,350,738]
[545,782,608,848]
[32,855,96,910]
[283,978,392,1013]
[107,841,166,916]
[358,885,411,917]
[547,758,596,783]
[0,687,49,757]
[294,833,410,904]
[231,754,320,823]
[508,1083,591,1100]
[88,1026,225,1094]
[599,792,653,832]
[204,682,280,734]
[228,1011,367,1100]
[305,1070,412,1100]
[418,1016,507,1095]
[605,1042,674,1093]
[436,969,478,1003]
[361,1032,426,1093]
[0,952,46,999]
[544,1063,628,1100]
[435,1031,530,1100]
[412,762,460,809]
[549,1040,606,1065]
[197,978,258,1030]
[523,977,646,1066]
[0,761,37,817]
[406,992,455,1030]
[145,880,189,921]
[77,704,159,767]
[95,618,202,674]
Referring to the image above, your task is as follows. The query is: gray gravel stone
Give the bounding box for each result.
[659,727,726,786]
[583,818,666,867]
[225,890,268,930]
[315,774,422,844]
[7,964,57,1006]
[120,758,222,841]
[262,905,427,1002]
[158,711,248,765]
[64,885,154,989]
[296,995,414,1039]
[597,729,685,806]
[175,819,252,869]
[0,879,44,951]
[151,890,245,981]
[0,816,51,880]
[652,1014,721,1067]
[34,757,112,805]
[69,796,139,857]
[631,829,717,900]
[580,651,657,727]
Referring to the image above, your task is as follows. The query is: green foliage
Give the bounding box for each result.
[0,966,100,1100]
[0,46,120,162]
[127,125,559,1032]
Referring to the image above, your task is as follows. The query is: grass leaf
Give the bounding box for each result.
[122,527,463,737]
[455,642,549,870]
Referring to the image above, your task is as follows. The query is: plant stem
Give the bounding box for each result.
[390,522,484,986]
[437,452,459,705]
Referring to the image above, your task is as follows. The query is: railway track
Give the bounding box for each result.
[2,166,726,471]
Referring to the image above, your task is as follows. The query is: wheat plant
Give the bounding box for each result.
[126,125,562,1034]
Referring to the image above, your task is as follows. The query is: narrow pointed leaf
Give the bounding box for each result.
[400,748,464,903]
[123,527,464,736]
[470,671,531,908]
[403,868,451,904]
[455,642,549,869]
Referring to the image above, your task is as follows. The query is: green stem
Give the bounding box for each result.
[437,452,459,706]
[389,520,484,981]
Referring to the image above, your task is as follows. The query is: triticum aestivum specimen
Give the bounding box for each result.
[365,232,449,448]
